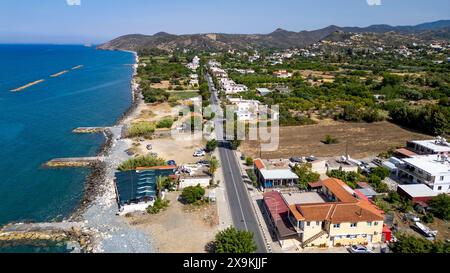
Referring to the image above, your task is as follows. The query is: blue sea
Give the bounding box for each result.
[0,44,134,226]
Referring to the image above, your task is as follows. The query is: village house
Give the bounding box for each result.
[114,166,177,215]
[405,138,450,156]
[256,88,272,96]
[189,74,199,86]
[263,178,385,249]
[220,78,248,94]
[397,184,439,205]
[396,154,450,193]
[228,97,260,121]
[273,70,293,78]
[186,56,200,71]
[254,159,299,188]
[275,86,291,94]
[177,164,211,190]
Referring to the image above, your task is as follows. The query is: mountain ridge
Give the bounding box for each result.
[98,20,450,51]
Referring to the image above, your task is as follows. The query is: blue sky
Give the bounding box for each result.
[1,0,449,44]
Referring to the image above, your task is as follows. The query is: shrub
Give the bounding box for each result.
[142,88,170,103]
[147,198,170,214]
[156,118,174,129]
[128,122,155,138]
[118,155,167,171]
[181,184,205,204]
[245,157,254,166]
[422,213,434,224]
[323,135,339,145]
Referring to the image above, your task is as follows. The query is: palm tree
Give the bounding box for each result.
[156,175,166,199]
[209,157,219,183]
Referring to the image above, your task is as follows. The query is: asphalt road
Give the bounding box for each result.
[205,72,267,253]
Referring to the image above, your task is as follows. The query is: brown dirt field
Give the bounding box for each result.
[126,192,218,253]
[131,102,178,123]
[241,121,432,159]
[150,80,171,89]
[134,134,206,164]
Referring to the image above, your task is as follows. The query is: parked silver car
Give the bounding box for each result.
[349,245,373,253]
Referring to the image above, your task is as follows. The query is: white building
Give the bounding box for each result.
[406,138,450,156]
[220,78,248,94]
[208,60,222,68]
[186,56,200,71]
[189,74,199,86]
[273,70,293,78]
[210,67,228,78]
[397,154,450,193]
[228,98,260,121]
[179,176,211,189]
[177,164,211,189]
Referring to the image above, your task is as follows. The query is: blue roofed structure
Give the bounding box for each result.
[114,166,177,209]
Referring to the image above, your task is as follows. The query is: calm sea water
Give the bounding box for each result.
[0,44,134,226]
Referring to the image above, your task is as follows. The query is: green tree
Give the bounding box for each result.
[181,184,205,204]
[391,234,450,253]
[371,167,390,180]
[293,164,321,190]
[398,198,414,213]
[209,157,220,181]
[387,191,402,204]
[327,169,361,189]
[206,139,218,153]
[245,157,254,166]
[429,194,450,220]
[214,227,257,253]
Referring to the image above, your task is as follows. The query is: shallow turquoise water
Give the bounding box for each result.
[0,44,134,226]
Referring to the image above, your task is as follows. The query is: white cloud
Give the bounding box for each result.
[366,0,382,6]
[66,0,81,6]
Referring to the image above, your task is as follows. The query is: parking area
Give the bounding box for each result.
[132,133,207,165]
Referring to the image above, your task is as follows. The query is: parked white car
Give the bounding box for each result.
[193,150,206,157]
[349,245,373,253]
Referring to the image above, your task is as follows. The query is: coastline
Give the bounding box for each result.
[73,50,156,253]
[69,51,140,221]
[0,48,153,253]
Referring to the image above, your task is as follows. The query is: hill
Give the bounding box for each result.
[98,20,450,52]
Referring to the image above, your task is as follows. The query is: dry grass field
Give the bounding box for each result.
[241,121,431,159]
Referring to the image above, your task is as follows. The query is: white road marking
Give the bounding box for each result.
[223,146,249,231]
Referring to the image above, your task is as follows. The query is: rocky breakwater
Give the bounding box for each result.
[0,222,96,253]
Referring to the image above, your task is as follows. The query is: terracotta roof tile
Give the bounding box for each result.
[254,159,266,170]
[322,178,358,203]
[329,203,384,223]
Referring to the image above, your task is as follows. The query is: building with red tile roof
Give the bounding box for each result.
[263,178,385,249]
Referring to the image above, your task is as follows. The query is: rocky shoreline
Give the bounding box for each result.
[71,51,140,222]
[0,50,152,253]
